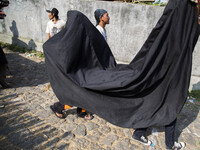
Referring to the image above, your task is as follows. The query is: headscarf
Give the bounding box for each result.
[94,9,107,26]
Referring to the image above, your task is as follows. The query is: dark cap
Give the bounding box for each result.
[46,8,59,16]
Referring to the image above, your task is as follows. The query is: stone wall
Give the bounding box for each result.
[0,0,200,90]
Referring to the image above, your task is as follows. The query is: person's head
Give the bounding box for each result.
[46,8,59,20]
[94,9,110,27]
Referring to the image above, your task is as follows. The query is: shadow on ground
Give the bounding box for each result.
[0,49,72,149]
[0,93,69,149]
[0,49,48,89]
[175,103,199,141]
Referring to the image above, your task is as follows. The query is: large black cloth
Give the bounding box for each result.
[43,0,199,128]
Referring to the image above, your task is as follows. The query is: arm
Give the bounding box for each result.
[47,33,51,40]
[46,22,51,40]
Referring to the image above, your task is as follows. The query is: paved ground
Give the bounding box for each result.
[0,49,200,150]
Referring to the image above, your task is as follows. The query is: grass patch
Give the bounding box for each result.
[189,90,200,100]
[8,44,26,53]
[0,42,44,59]
[188,90,200,108]
[34,52,44,58]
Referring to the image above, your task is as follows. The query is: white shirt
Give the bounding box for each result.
[96,25,107,42]
[46,19,65,37]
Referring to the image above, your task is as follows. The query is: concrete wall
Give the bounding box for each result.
[0,0,200,90]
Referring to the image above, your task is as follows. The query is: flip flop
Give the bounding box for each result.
[77,112,94,120]
[50,105,65,119]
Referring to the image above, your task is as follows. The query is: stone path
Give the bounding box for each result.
[0,49,200,150]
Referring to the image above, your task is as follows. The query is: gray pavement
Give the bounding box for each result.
[0,49,200,150]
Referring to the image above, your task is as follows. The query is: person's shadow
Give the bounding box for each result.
[191,82,200,91]
[28,39,37,50]
[2,20,46,88]
[9,20,27,48]
[175,102,199,141]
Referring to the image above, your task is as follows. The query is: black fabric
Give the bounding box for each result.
[43,0,199,128]
[0,46,8,66]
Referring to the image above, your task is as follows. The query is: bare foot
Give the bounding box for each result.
[84,113,93,120]
[56,112,64,118]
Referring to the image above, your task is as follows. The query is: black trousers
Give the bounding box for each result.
[134,119,177,148]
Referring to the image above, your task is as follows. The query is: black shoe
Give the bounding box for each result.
[132,134,152,146]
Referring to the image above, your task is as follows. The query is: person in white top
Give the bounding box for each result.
[94,9,110,42]
[46,8,65,40]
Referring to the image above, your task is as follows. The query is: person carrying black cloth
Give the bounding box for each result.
[132,1,200,149]
[0,0,9,88]
[93,9,185,149]
[49,9,109,121]
[45,8,93,120]
[0,46,8,88]
[94,9,110,42]
[46,8,65,40]
[132,119,186,149]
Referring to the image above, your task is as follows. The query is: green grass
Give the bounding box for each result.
[189,90,200,100]
[187,90,200,109]
[35,52,44,58]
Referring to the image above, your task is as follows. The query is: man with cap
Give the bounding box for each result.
[46,8,93,118]
[46,8,65,40]
[94,9,110,42]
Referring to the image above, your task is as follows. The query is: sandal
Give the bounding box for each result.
[50,105,65,119]
[77,107,94,120]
